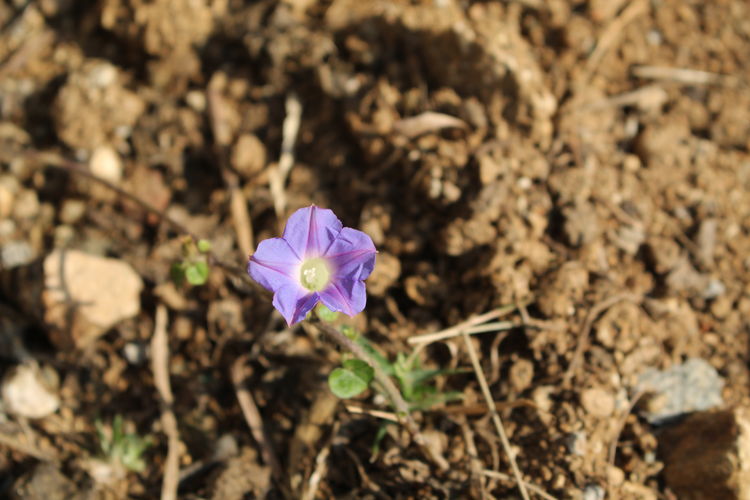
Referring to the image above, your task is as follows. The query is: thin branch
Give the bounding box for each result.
[270,92,302,220]
[300,421,339,500]
[461,331,530,500]
[231,355,282,480]
[314,321,449,471]
[151,304,180,500]
[407,303,524,346]
[632,65,740,87]
[585,0,649,79]
[29,151,260,292]
[563,293,642,386]
[481,470,557,500]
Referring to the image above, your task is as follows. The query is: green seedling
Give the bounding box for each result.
[95,415,152,473]
[171,237,212,286]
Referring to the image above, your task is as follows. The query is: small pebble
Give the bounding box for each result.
[59,199,86,224]
[123,342,147,365]
[89,146,122,184]
[1,362,60,419]
[581,387,615,418]
[1,240,35,267]
[12,189,40,220]
[582,484,605,500]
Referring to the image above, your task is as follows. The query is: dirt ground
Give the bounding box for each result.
[1,0,750,498]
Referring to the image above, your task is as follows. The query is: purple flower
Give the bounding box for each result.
[248,205,377,325]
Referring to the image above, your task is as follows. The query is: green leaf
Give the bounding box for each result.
[315,304,339,322]
[355,336,394,375]
[342,359,374,385]
[328,365,371,399]
[170,262,186,286]
[185,261,209,285]
[197,239,212,253]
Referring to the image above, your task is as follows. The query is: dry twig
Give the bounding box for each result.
[270,92,303,220]
[585,0,649,78]
[299,421,339,500]
[150,304,180,500]
[30,151,260,292]
[481,470,558,500]
[407,303,523,346]
[607,389,647,497]
[632,65,739,87]
[563,293,642,386]
[231,355,282,480]
[0,423,59,462]
[206,88,255,257]
[461,331,531,500]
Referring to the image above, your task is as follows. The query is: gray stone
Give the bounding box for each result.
[636,358,723,424]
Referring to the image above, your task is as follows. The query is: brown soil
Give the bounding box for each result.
[1,0,750,498]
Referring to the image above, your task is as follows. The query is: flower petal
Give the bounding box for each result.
[282,205,343,259]
[325,228,377,281]
[320,278,366,317]
[248,237,300,292]
[273,284,319,325]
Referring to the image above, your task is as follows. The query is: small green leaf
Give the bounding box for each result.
[170,262,186,286]
[342,359,374,385]
[197,239,212,253]
[315,304,339,322]
[328,366,371,399]
[185,261,209,285]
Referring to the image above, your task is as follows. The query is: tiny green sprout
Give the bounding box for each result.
[171,237,211,286]
[329,359,374,398]
[95,415,152,473]
[197,239,212,253]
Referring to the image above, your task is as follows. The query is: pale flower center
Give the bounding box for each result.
[299,257,331,292]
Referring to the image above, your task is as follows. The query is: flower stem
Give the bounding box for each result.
[314,321,449,471]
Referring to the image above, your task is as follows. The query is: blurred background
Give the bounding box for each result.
[0,0,749,498]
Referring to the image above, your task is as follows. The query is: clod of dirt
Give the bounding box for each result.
[536,262,589,317]
[636,358,724,424]
[664,257,711,297]
[53,60,145,151]
[646,237,682,275]
[580,387,615,418]
[41,249,143,349]
[659,407,750,500]
[1,362,60,419]
[231,134,267,180]
[11,462,77,500]
[209,447,271,500]
[101,0,213,56]
[563,202,601,247]
[509,358,534,393]
[367,252,401,297]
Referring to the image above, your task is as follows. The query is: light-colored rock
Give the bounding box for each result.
[89,146,122,184]
[42,249,143,348]
[1,362,59,418]
[637,358,724,424]
[231,134,267,179]
[12,189,40,220]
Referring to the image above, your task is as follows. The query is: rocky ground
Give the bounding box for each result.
[1,0,750,498]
